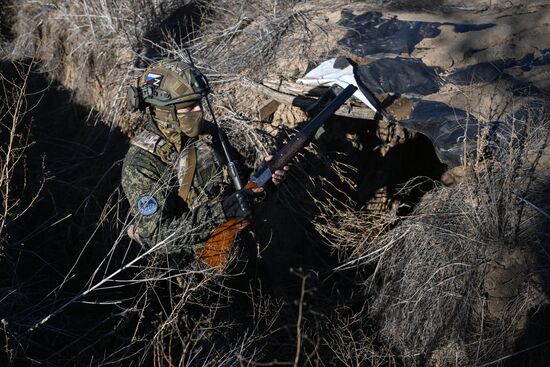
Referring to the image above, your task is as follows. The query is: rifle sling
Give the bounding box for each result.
[178,144,197,203]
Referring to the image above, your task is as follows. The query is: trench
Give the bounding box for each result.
[0,60,133,365]
[0,57,450,365]
[3,0,550,364]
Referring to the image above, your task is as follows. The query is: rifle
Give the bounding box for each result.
[195,84,358,271]
[184,49,244,190]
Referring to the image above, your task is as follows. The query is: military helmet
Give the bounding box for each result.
[127,59,210,111]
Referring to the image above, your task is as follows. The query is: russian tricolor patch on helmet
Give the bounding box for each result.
[145,73,163,87]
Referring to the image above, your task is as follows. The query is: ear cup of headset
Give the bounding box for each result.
[126,86,145,112]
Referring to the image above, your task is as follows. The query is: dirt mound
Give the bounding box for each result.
[340,106,549,364]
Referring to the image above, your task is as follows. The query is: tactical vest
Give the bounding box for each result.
[130,130,227,209]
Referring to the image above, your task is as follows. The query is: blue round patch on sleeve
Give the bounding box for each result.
[136,195,158,216]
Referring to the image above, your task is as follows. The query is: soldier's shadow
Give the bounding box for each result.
[0,60,131,364]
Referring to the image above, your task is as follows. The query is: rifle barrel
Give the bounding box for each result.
[300,84,357,138]
[250,84,357,188]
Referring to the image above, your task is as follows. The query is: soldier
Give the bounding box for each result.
[122,59,286,260]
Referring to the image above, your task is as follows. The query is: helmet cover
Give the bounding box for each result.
[138,59,210,107]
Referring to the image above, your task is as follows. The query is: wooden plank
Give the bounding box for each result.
[263,79,325,96]
[242,79,375,120]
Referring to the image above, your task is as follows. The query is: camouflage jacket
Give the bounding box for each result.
[121,120,232,255]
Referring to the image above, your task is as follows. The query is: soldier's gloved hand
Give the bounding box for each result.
[222,189,253,219]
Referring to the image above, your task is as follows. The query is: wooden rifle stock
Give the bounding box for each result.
[196,84,358,271]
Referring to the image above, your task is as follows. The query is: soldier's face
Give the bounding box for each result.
[177,103,201,114]
[176,102,203,137]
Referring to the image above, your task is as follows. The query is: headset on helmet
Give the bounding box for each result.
[126,59,210,112]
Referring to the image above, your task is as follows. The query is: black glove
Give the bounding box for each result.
[222,189,253,219]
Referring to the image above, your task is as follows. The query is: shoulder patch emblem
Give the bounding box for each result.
[137,195,158,216]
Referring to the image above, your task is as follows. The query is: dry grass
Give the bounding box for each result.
[192,0,303,79]
[7,0,322,134]
[0,60,44,256]
[332,104,550,365]
[9,0,186,133]
[3,0,550,366]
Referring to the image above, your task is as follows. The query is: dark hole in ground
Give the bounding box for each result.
[314,114,447,211]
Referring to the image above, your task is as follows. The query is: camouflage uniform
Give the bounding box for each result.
[122,119,232,255]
